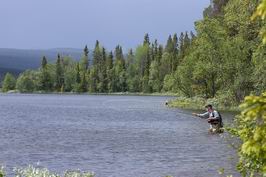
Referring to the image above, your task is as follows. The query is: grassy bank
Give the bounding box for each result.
[168,96,240,112]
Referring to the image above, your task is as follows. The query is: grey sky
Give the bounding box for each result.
[0,0,210,50]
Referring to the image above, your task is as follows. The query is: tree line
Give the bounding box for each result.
[1,0,265,105]
[1,32,193,94]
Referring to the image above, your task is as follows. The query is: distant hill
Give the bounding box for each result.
[0,48,92,80]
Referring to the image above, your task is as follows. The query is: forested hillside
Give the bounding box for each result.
[2,0,265,104]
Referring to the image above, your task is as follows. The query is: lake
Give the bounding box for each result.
[0,94,239,177]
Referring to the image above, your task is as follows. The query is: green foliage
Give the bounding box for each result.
[2,73,16,92]
[162,74,175,92]
[252,0,266,43]
[232,92,266,177]
[12,0,264,100]
[113,55,126,92]
[64,65,76,92]
[148,60,161,92]
[39,58,53,92]
[168,96,206,110]
[252,44,266,93]
[16,70,36,93]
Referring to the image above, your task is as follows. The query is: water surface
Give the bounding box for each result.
[0,94,239,177]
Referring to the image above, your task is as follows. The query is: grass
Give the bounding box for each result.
[168,96,240,112]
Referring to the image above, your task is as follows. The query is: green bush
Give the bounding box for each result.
[2,73,16,92]
[230,92,266,177]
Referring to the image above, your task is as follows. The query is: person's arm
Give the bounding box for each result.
[192,112,209,119]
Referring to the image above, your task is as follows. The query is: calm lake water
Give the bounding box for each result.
[0,94,239,177]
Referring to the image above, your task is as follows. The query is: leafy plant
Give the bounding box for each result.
[232,92,266,177]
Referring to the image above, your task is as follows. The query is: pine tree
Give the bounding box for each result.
[106,51,114,92]
[80,73,87,92]
[183,31,191,53]
[41,56,47,69]
[55,54,64,91]
[154,39,158,60]
[93,40,101,66]
[126,49,138,92]
[165,35,174,53]
[81,45,89,71]
[75,63,81,86]
[39,56,52,91]
[165,35,175,72]
[143,33,150,46]
[114,45,126,92]
[101,47,108,92]
[172,33,179,71]
[106,51,114,70]
[92,40,102,92]
[178,32,185,60]
[84,45,89,57]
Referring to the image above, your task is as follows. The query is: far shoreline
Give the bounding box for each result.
[0,90,240,112]
[0,90,178,97]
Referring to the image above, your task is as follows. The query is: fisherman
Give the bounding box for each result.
[192,104,223,133]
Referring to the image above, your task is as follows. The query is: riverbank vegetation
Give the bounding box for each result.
[0,165,95,177]
[168,96,239,111]
[227,92,266,177]
[1,0,265,108]
[227,1,266,176]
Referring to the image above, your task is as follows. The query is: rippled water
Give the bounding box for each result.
[0,94,239,177]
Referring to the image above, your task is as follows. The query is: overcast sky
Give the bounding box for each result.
[0,0,210,50]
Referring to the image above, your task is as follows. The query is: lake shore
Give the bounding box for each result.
[167,96,240,112]
[0,90,239,112]
[0,89,178,97]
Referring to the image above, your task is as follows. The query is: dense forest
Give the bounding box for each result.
[2,0,265,105]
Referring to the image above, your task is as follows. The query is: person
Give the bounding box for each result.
[192,104,223,133]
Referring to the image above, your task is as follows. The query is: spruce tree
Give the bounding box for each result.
[55,54,64,91]
[114,45,126,92]
[183,31,191,53]
[106,51,114,92]
[178,32,185,60]
[75,63,81,92]
[81,45,89,71]
[41,56,47,69]
[143,33,150,46]
[80,73,87,92]
[39,56,52,91]
[172,33,179,71]
[101,47,108,92]
[165,35,174,53]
